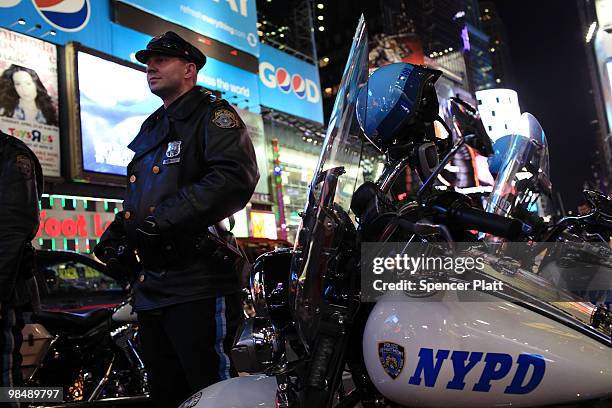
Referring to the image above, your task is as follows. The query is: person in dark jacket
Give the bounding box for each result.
[0,130,43,407]
[95,31,259,407]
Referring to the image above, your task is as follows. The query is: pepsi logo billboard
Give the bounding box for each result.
[0,0,112,53]
[259,44,323,123]
[32,0,91,32]
[260,64,319,102]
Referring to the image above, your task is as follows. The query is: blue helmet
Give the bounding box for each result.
[356,63,442,152]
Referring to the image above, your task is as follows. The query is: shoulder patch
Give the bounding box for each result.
[212,108,240,129]
[15,154,33,178]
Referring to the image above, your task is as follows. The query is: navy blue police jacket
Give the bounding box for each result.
[0,131,43,305]
[118,86,259,311]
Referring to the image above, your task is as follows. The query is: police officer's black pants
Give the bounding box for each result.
[1,303,25,408]
[138,293,243,408]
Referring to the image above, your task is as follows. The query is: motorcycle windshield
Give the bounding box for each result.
[486,112,551,219]
[289,16,370,349]
[308,18,370,209]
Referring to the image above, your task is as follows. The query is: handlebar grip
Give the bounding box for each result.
[452,206,524,239]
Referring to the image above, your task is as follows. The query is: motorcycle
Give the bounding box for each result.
[484,111,611,245]
[180,16,612,408]
[22,299,149,406]
[481,112,612,307]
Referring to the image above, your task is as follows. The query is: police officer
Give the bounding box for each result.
[0,130,43,407]
[95,32,259,407]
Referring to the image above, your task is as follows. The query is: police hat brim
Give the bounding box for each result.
[135,48,206,70]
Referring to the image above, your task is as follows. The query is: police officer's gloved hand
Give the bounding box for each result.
[136,216,162,250]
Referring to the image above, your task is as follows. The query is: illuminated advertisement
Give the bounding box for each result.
[258,44,323,123]
[250,210,277,239]
[369,33,424,69]
[235,107,268,195]
[198,57,260,112]
[77,51,159,176]
[475,88,522,142]
[435,77,494,188]
[607,59,612,98]
[32,194,121,254]
[116,0,259,57]
[37,209,114,241]
[595,1,612,135]
[594,36,612,134]
[0,27,60,177]
[110,23,261,112]
[0,0,113,53]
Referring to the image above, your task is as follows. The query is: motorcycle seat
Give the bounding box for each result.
[31,309,112,334]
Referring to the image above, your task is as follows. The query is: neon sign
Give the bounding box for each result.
[36,210,114,239]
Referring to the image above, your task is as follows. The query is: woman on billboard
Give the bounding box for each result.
[0,64,58,126]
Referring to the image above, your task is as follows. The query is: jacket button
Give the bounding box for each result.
[152,166,160,174]
[124,211,131,220]
[129,174,137,183]
[138,274,145,283]
[149,206,156,214]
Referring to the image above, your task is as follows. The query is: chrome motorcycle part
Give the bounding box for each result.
[231,316,282,373]
[250,249,293,330]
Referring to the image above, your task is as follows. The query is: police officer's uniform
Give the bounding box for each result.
[95,32,259,407]
[0,130,43,407]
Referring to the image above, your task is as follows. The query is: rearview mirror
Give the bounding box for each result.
[449,97,493,156]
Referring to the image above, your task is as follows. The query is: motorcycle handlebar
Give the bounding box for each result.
[428,192,528,240]
[452,206,525,240]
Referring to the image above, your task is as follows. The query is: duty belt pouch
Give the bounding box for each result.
[194,230,248,279]
[16,242,41,312]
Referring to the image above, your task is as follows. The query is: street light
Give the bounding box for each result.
[25,24,42,34]
[40,30,56,39]
[9,18,26,28]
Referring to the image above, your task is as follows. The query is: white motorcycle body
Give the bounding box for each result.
[179,374,277,408]
[363,291,612,407]
[182,290,611,408]
[112,302,138,322]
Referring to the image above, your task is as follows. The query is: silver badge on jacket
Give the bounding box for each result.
[163,140,182,164]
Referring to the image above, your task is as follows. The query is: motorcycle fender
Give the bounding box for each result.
[112,302,138,322]
[179,374,277,408]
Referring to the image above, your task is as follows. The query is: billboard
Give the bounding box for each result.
[77,50,159,176]
[250,210,277,239]
[0,1,258,71]
[0,27,61,177]
[110,23,261,113]
[369,33,425,69]
[235,106,268,195]
[116,0,259,57]
[475,88,522,142]
[0,0,113,54]
[198,57,260,112]
[75,47,263,181]
[258,44,323,123]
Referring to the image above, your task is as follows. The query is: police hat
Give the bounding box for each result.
[135,31,206,70]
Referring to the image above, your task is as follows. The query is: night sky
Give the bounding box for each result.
[489,0,600,212]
